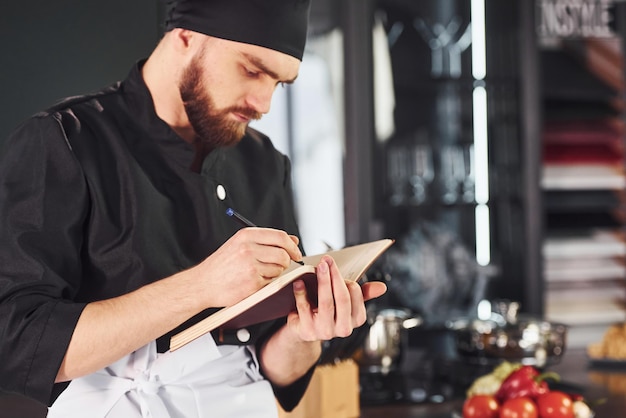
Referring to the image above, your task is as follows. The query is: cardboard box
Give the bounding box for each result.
[277,359,360,418]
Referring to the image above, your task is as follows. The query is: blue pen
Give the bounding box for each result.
[225,207,256,228]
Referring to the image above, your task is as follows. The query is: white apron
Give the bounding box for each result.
[47,334,278,418]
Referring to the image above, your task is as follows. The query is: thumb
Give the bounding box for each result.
[361,281,387,302]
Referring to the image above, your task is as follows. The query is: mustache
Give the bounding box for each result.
[226,106,262,121]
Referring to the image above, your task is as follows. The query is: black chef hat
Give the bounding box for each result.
[163,0,311,61]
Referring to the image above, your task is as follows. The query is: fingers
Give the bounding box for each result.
[361,281,388,302]
[249,228,302,263]
[346,281,367,327]
[287,235,303,264]
[291,279,315,340]
[292,259,343,341]
[291,256,382,342]
[326,257,353,337]
[311,260,335,340]
[231,228,303,273]
[201,227,304,308]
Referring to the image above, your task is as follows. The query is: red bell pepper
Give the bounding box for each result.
[495,365,559,402]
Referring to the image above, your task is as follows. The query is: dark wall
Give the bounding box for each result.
[0,1,159,414]
[0,0,161,144]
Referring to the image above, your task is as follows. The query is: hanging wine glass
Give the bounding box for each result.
[409,144,434,204]
[387,145,409,206]
[440,145,465,204]
[461,144,475,203]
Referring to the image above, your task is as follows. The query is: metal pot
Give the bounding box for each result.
[447,300,568,367]
[357,307,422,374]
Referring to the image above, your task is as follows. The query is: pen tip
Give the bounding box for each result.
[226,208,234,216]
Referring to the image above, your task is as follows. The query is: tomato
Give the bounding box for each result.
[463,395,500,418]
[499,397,538,418]
[536,391,574,418]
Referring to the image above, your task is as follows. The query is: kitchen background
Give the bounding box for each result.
[258,0,626,353]
[2,0,626,415]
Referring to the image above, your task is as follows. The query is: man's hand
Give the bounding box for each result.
[288,255,387,341]
[57,227,302,383]
[195,227,303,307]
[259,255,387,387]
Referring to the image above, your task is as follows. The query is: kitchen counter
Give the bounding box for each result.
[360,348,626,418]
[3,349,625,417]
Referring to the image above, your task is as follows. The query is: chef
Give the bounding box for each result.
[0,0,387,416]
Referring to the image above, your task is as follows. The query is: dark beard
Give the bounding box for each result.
[179,54,261,149]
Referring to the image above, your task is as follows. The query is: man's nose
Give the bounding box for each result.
[245,83,275,115]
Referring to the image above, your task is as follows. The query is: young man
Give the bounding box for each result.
[0,1,387,416]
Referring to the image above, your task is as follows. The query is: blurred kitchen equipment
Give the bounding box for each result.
[383,221,496,325]
[447,299,568,367]
[356,307,422,374]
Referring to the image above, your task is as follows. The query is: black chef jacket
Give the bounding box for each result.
[0,61,313,410]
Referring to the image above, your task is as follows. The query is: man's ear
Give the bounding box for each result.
[171,28,194,50]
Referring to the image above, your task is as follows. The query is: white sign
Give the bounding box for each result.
[537,0,615,38]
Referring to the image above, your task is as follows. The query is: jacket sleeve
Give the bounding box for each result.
[0,114,88,405]
[254,317,317,412]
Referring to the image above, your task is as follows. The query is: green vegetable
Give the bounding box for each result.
[492,361,522,380]
[466,361,522,398]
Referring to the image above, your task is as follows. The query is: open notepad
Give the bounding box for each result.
[170,238,394,351]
